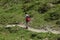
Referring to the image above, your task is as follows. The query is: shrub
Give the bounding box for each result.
[57,37,60,40]
[44,12,60,22]
[37,35,42,39]
[24,0,31,3]
[49,13,60,20]
[38,4,49,13]
[51,0,60,4]
[22,4,34,12]
[44,18,51,22]
[56,21,60,25]
[5,26,19,33]
[30,33,37,39]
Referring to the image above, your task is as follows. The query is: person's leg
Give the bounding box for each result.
[26,22,28,29]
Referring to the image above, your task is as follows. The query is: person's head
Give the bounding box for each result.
[26,14,29,17]
[25,12,29,16]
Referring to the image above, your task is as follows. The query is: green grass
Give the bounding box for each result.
[0,26,60,40]
[0,0,60,40]
[0,0,60,29]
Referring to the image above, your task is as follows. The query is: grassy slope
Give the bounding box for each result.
[0,0,60,29]
[0,26,60,40]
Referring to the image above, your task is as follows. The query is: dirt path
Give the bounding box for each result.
[6,24,60,34]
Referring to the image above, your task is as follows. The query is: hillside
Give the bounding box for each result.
[0,26,60,40]
[0,0,60,30]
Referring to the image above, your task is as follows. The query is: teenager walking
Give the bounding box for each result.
[25,13,31,29]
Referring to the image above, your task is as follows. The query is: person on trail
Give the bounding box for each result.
[25,13,31,29]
